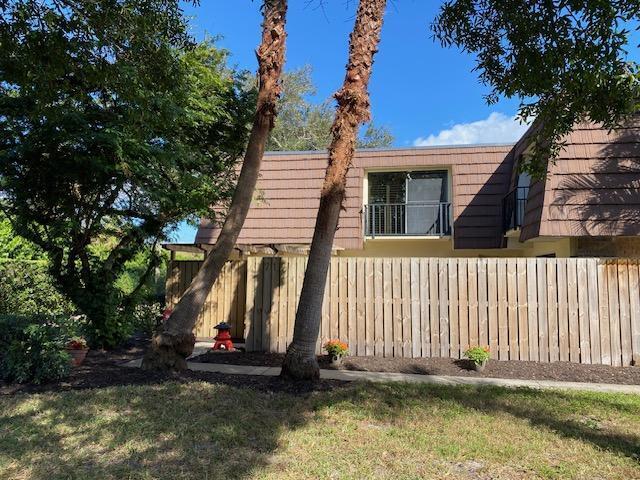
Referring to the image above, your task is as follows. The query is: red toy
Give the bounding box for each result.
[212,322,235,352]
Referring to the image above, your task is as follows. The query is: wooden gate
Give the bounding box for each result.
[165,260,246,339]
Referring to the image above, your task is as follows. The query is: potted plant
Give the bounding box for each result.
[66,337,89,367]
[464,346,490,372]
[324,339,349,366]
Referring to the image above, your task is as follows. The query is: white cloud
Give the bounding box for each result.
[413,112,529,147]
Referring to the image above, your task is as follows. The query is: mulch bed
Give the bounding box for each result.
[5,336,639,396]
[0,336,343,396]
[191,350,640,386]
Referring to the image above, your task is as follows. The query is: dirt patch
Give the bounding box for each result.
[0,336,345,396]
[192,350,640,386]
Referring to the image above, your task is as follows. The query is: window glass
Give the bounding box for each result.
[407,171,448,203]
[368,172,406,204]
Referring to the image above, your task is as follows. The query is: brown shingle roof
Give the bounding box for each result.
[520,118,640,241]
[196,143,516,250]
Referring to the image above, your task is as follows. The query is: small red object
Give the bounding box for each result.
[212,322,235,352]
[161,308,173,322]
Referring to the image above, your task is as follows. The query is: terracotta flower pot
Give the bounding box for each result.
[67,347,89,367]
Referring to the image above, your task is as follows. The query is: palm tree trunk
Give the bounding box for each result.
[281,0,387,380]
[142,0,288,371]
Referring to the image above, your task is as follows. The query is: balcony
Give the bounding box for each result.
[502,186,529,231]
[364,202,452,237]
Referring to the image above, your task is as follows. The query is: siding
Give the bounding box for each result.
[520,119,640,241]
[195,144,516,250]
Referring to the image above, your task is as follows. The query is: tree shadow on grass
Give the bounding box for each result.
[0,379,638,479]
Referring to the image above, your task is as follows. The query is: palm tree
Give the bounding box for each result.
[142,0,288,371]
[280,0,387,380]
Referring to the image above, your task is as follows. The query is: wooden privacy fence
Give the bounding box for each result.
[166,260,246,339]
[244,257,640,366]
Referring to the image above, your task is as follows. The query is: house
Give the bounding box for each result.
[188,117,640,259]
[165,118,640,365]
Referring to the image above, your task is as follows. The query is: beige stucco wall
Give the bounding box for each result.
[337,236,574,258]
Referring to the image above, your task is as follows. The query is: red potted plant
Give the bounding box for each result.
[66,336,89,367]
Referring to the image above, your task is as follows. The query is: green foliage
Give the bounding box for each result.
[0,1,254,346]
[464,346,490,365]
[0,212,44,260]
[0,315,73,384]
[432,1,640,177]
[0,260,75,316]
[129,301,163,336]
[267,66,394,151]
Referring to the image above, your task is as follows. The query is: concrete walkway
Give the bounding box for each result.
[124,358,640,395]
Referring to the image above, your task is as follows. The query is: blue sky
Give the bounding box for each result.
[173,1,639,243]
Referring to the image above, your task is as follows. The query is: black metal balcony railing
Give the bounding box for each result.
[364,202,452,237]
[502,186,529,231]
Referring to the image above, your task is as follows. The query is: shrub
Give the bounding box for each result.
[324,339,349,357]
[464,346,491,365]
[0,260,75,316]
[0,315,73,384]
[129,301,163,335]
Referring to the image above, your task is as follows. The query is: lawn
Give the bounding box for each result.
[1,380,639,479]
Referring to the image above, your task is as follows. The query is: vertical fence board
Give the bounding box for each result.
[537,258,549,362]
[516,258,529,361]
[244,258,257,351]
[618,260,632,366]
[607,262,622,366]
[576,258,591,364]
[487,259,499,360]
[468,260,479,350]
[429,258,440,356]
[448,259,460,358]
[567,259,580,364]
[391,258,403,356]
[373,258,384,356]
[277,259,288,352]
[383,258,393,357]
[420,258,431,357]
[477,259,488,349]
[402,258,412,358]
[271,258,280,353]
[507,258,519,360]
[458,259,469,355]
[557,259,570,362]
[497,259,509,360]
[330,259,339,342]
[598,261,612,365]
[365,258,375,356]
[527,258,539,362]
[338,259,348,345]
[356,258,366,356]
[411,258,422,358]
[628,261,640,366]
[546,259,559,363]
[438,259,450,357]
[586,258,601,364]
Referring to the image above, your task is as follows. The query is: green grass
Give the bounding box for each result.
[1,381,639,479]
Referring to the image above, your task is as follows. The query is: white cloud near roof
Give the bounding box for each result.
[413,112,529,147]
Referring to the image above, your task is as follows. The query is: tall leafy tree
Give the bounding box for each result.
[142,0,288,371]
[433,0,640,177]
[0,0,254,346]
[268,66,393,151]
[281,0,388,380]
